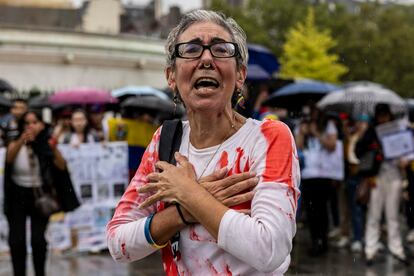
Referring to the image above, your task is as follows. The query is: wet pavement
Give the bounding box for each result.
[1,228,413,275]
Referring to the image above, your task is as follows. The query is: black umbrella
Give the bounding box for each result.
[28,95,69,110]
[28,95,49,109]
[0,79,14,93]
[121,95,184,117]
[0,95,12,107]
[264,79,340,110]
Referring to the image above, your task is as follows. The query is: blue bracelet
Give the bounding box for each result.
[144,213,155,245]
[144,213,168,249]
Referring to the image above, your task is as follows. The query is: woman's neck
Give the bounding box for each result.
[188,110,246,149]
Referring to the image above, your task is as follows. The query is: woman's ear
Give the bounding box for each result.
[165,66,176,91]
[235,65,247,91]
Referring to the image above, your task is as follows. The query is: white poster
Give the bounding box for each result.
[58,142,129,204]
[48,142,129,252]
[301,140,344,181]
[46,220,72,251]
[376,119,408,138]
[380,130,414,159]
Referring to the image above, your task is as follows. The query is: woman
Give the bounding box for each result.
[4,111,66,276]
[62,109,99,146]
[356,104,408,265]
[51,109,72,144]
[107,10,300,275]
[295,106,339,256]
[342,113,370,252]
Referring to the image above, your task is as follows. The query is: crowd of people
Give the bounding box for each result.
[248,82,414,267]
[292,103,413,266]
[0,99,107,276]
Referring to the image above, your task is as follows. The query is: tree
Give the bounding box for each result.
[210,0,309,57]
[279,8,348,83]
[209,1,414,96]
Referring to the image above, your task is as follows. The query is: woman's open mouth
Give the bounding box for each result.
[194,78,219,90]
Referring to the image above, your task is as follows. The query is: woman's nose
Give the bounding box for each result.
[199,48,214,68]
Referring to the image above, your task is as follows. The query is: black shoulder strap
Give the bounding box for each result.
[159,119,183,165]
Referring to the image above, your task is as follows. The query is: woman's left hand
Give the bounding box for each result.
[137,152,199,209]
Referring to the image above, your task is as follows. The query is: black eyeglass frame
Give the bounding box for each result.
[173,41,240,59]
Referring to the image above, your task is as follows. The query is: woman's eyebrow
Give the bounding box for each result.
[185,37,227,44]
[210,37,227,43]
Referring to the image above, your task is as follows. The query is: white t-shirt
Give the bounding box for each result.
[107,119,300,275]
[12,145,42,188]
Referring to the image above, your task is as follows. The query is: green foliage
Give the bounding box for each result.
[279,8,348,83]
[208,1,414,97]
[210,0,309,56]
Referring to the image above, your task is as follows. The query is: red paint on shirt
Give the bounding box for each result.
[234,147,244,174]
[121,243,126,255]
[225,264,233,275]
[121,242,128,259]
[226,147,252,210]
[260,120,293,188]
[190,227,201,241]
[162,245,179,276]
[219,150,228,169]
[206,259,219,275]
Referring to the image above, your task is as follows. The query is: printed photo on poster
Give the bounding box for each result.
[113,183,126,197]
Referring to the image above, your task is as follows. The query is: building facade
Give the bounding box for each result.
[0,27,166,91]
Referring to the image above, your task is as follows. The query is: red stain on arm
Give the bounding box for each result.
[260,120,299,204]
[261,121,293,186]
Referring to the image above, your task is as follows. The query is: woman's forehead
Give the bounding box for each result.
[178,21,232,43]
[25,114,37,121]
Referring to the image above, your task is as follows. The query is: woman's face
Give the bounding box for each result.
[71,111,87,132]
[376,113,391,124]
[24,113,44,136]
[166,21,246,112]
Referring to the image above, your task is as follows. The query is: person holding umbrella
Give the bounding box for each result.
[107,10,300,275]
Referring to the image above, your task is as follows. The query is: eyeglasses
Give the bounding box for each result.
[174,42,239,59]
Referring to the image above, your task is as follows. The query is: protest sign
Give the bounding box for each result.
[302,140,344,181]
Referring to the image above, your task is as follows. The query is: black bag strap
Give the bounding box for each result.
[159,119,183,165]
[158,119,183,263]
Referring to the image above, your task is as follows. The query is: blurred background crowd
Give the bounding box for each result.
[1,0,414,275]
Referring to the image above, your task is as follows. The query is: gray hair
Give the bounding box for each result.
[165,10,248,70]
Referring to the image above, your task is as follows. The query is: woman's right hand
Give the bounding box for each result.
[20,129,35,144]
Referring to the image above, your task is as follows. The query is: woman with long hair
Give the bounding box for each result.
[4,111,66,276]
[62,109,98,145]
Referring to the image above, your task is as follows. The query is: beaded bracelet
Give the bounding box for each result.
[144,213,168,249]
[175,203,191,225]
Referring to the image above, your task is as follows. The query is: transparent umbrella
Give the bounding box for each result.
[317,82,407,117]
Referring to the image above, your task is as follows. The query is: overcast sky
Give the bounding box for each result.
[72,0,202,14]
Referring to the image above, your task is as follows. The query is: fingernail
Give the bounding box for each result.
[249,171,256,176]
[174,152,180,158]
